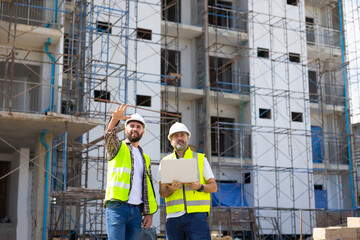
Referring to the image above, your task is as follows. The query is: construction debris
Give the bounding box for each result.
[211,236,233,240]
[313,217,360,240]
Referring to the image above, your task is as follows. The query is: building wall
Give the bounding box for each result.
[249,0,313,234]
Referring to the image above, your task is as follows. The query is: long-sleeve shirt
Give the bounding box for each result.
[104,120,124,160]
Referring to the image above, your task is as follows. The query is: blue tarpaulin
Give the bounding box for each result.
[311,126,324,163]
[212,183,248,207]
[315,189,327,209]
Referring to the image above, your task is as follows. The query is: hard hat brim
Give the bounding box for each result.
[125,119,145,128]
[168,131,191,141]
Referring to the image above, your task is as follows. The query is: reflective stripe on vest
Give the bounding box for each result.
[106,181,131,189]
[109,167,132,175]
[166,199,210,207]
[163,148,211,214]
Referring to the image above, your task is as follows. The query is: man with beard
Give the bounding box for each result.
[159,122,217,240]
[104,104,157,240]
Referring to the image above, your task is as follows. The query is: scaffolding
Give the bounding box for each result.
[1,0,360,239]
[195,0,357,239]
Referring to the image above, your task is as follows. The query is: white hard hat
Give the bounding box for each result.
[168,122,191,141]
[125,113,146,129]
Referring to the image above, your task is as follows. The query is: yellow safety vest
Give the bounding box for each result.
[163,148,211,215]
[105,141,158,215]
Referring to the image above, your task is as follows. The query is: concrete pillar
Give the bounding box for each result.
[204,0,212,160]
[17,148,30,240]
[34,133,53,240]
[8,153,18,231]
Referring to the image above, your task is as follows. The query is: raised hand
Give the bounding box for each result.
[110,104,131,121]
[106,104,131,131]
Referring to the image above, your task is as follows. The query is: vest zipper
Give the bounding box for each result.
[183,185,187,211]
[176,152,187,211]
[128,145,133,201]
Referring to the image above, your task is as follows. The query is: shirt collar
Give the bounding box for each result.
[174,147,191,159]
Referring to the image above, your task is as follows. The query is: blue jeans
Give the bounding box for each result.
[106,201,142,240]
[165,212,211,240]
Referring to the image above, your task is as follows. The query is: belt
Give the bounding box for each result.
[106,199,142,207]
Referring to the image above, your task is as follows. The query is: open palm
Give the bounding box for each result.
[110,104,131,121]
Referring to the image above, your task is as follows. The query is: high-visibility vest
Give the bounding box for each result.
[105,141,158,215]
[163,148,211,215]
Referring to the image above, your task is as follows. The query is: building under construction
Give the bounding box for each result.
[1,0,360,239]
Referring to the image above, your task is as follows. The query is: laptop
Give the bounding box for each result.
[160,158,199,184]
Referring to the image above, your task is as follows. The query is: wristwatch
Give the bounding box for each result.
[197,184,204,192]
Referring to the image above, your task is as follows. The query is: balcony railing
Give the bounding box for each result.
[325,137,349,165]
[0,0,58,28]
[210,72,250,95]
[309,83,345,106]
[306,24,341,48]
[324,84,345,105]
[211,122,252,159]
[208,4,247,32]
[312,132,349,165]
[0,78,50,114]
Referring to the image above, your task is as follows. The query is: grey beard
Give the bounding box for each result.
[175,143,186,151]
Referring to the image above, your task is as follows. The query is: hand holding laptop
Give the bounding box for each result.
[184,180,201,190]
[163,179,201,191]
[164,180,183,191]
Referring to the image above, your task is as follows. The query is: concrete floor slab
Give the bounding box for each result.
[0,111,106,153]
